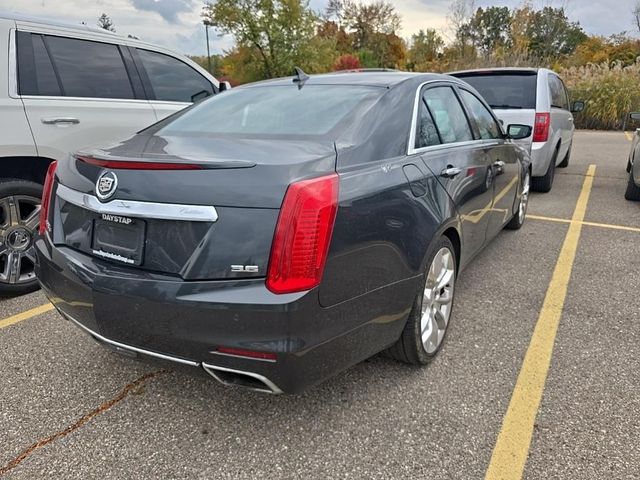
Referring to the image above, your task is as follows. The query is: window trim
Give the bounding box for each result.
[131,47,216,103]
[8,29,18,98]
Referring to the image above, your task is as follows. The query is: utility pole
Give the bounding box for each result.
[204,20,212,74]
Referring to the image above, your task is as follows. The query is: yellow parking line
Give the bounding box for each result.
[527,214,640,233]
[624,131,633,141]
[485,164,596,480]
[0,303,54,330]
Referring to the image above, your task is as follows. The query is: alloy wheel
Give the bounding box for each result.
[421,247,455,354]
[0,195,41,286]
[518,171,530,224]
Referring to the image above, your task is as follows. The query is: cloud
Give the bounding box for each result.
[130,0,197,24]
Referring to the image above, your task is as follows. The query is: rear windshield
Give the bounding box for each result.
[453,73,537,110]
[158,85,381,137]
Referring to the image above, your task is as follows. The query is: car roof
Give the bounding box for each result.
[449,67,542,76]
[0,10,125,38]
[243,71,452,89]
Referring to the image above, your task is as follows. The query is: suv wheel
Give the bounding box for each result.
[531,147,558,193]
[0,180,43,295]
[557,144,571,168]
[624,170,640,201]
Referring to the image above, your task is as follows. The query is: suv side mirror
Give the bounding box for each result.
[219,81,232,92]
[571,101,585,113]
[506,124,532,140]
[630,112,640,121]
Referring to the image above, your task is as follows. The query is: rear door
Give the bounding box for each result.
[417,84,494,260]
[131,48,216,121]
[549,73,573,160]
[457,87,519,237]
[16,30,156,161]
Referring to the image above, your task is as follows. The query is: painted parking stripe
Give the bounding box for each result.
[0,303,54,330]
[485,165,596,480]
[624,131,633,141]
[527,214,640,233]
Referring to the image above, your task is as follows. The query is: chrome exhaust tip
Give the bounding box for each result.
[202,363,283,394]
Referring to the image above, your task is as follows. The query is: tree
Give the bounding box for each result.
[462,6,512,56]
[97,13,115,32]
[202,0,330,80]
[333,53,360,71]
[528,7,587,59]
[447,0,475,51]
[408,29,444,71]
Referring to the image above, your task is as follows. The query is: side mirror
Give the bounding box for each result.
[506,124,532,140]
[219,81,232,92]
[190,90,210,103]
[630,112,640,121]
[571,101,585,113]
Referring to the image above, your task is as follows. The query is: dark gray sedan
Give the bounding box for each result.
[625,112,640,201]
[35,71,531,394]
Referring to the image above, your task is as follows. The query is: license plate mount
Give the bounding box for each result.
[91,214,146,266]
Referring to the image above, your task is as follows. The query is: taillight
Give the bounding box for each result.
[39,161,58,235]
[266,173,339,294]
[533,112,550,142]
[77,156,203,170]
[216,346,277,361]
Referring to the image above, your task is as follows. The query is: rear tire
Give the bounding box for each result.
[557,144,570,168]
[624,170,640,201]
[506,170,530,230]
[387,236,456,365]
[0,179,43,296]
[531,147,558,193]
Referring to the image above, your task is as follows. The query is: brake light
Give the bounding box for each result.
[39,161,58,235]
[266,174,339,294]
[533,112,550,142]
[77,156,203,170]
[216,346,277,361]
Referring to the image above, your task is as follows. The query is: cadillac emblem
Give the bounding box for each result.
[96,171,118,201]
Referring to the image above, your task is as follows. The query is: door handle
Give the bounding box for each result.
[41,117,80,125]
[440,167,462,178]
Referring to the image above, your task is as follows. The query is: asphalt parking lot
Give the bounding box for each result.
[1,130,638,479]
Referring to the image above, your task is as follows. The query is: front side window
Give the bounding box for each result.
[45,36,134,99]
[137,49,213,103]
[422,87,473,144]
[459,89,502,140]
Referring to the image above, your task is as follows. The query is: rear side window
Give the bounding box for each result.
[416,102,441,148]
[549,75,569,110]
[459,89,502,140]
[45,36,134,99]
[136,49,213,102]
[422,87,473,144]
[158,85,380,137]
[17,32,61,96]
[454,73,537,110]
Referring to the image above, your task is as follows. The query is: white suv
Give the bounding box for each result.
[450,68,584,193]
[0,12,220,294]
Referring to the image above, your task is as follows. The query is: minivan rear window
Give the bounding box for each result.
[453,72,537,110]
[158,85,381,137]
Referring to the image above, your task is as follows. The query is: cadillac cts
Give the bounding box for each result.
[35,71,532,394]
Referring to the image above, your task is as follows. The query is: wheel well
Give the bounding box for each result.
[442,227,461,272]
[0,157,55,185]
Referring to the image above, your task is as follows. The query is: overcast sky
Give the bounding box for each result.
[0,0,638,56]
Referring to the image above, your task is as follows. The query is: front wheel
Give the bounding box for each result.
[387,236,457,365]
[0,179,43,296]
[505,170,530,230]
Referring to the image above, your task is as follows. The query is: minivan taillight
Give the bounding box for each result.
[533,112,550,142]
[266,174,339,294]
[39,161,58,235]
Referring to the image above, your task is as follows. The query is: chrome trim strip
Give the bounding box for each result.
[63,312,200,367]
[57,184,218,222]
[209,350,277,363]
[202,363,283,395]
[8,29,17,98]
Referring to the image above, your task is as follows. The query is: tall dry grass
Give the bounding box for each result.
[561,60,640,130]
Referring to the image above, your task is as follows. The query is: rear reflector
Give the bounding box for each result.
[266,173,339,294]
[77,156,203,170]
[533,112,550,142]
[216,347,277,361]
[39,161,58,235]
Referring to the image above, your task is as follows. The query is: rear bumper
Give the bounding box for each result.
[530,141,554,176]
[35,237,415,394]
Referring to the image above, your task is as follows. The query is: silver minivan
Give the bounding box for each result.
[450,68,584,192]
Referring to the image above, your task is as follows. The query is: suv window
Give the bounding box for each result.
[452,72,537,110]
[549,75,569,110]
[459,89,502,140]
[422,87,473,144]
[45,36,134,99]
[136,49,213,102]
[16,32,62,96]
